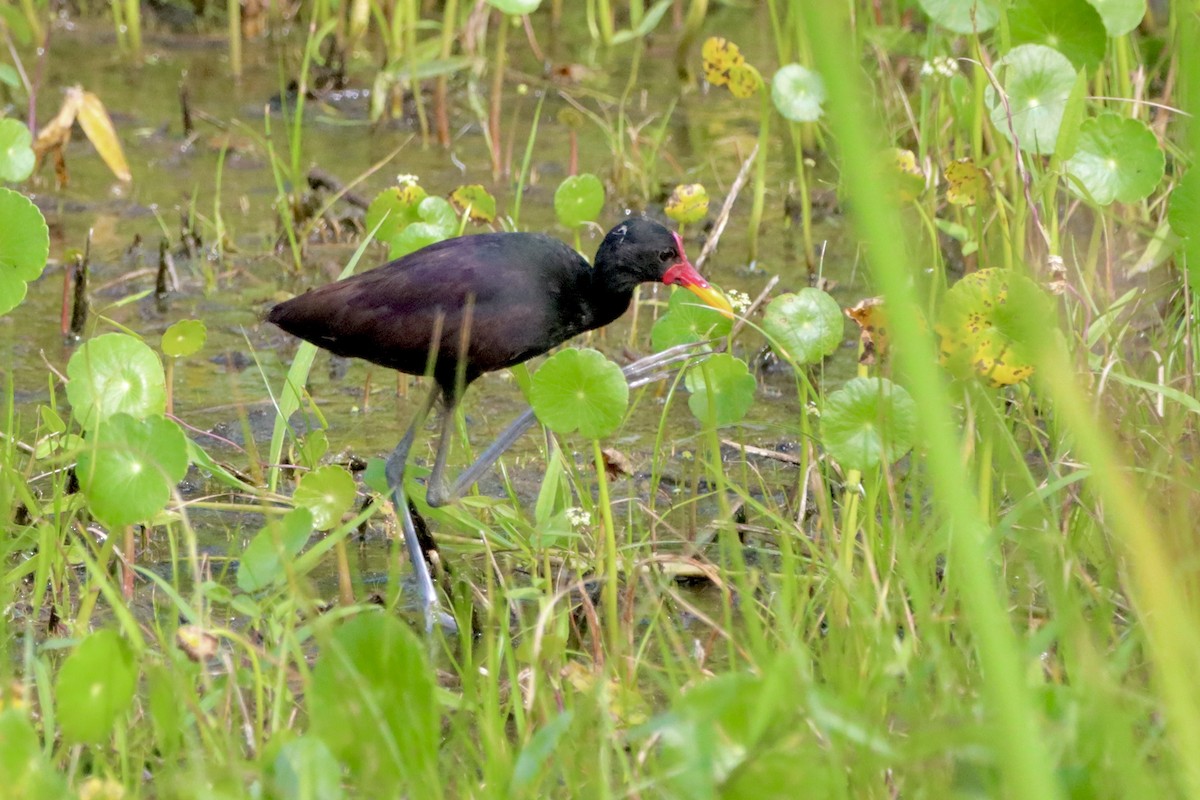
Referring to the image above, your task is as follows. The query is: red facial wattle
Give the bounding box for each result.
[661,234,734,318]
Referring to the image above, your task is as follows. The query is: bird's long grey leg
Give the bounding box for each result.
[439,407,539,504]
[384,384,455,633]
[437,339,718,504]
[384,384,440,491]
[424,396,462,508]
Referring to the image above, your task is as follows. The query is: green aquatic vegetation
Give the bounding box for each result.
[1065,113,1164,204]
[530,348,628,440]
[0,119,35,182]
[761,288,843,366]
[365,179,458,258]
[1,0,1200,796]
[985,43,1078,155]
[650,283,733,350]
[77,413,189,529]
[683,352,755,427]
[65,333,167,428]
[820,376,917,472]
[0,187,47,315]
[553,172,605,253]
[236,508,315,592]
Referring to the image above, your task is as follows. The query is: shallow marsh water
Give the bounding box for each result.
[4,8,861,621]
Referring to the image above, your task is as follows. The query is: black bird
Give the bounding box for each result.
[269,217,732,628]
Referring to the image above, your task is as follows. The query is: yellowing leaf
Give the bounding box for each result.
[395,180,427,206]
[935,269,1039,387]
[727,64,763,98]
[892,148,925,202]
[450,184,497,223]
[944,157,990,206]
[845,296,890,359]
[701,37,745,87]
[665,183,709,224]
[32,89,81,169]
[75,89,131,182]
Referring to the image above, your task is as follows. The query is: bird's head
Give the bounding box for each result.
[598,218,734,318]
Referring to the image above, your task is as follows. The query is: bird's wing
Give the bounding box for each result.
[269,234,592,379]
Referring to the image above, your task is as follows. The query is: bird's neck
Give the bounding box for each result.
[588,262,639,328]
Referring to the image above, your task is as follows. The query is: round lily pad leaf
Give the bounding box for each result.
[237,507,315,592]
[450,184,497,223]
[531,348,628,439]
[55,629,138,745]
[762,288,844,366]
[985,44,1077,155]
[821,377,917,471]
[1086,0,1145,36]
[1010,0,1106,70]
[944,158,991,206]
[684,354,756,427]
[387,196,457,259]
[417,195,456,231]
[0,118,35,182]
[1168,169,1200,238]
[77,413,189,529]
[161,319,207,358]
[917,0,1001,34]
[365,181,428,245]
[665,183,709,225]
[486,0,541,13]
[1065,113,1164,205]
[0,187,49,315]
[651,285,734,351]
[390,222,450,260]
[554,173,605,229]
[935,268,1049,387]
[66,333,167,429]
[293,464,357,530]
[771,64,826,122]
[309,614,437,792]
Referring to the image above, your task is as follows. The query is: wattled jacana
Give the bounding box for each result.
[269,217,732,629]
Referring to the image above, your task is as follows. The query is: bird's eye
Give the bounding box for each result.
[659,249,676,262]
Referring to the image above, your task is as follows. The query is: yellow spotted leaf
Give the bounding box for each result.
[450,184,497,223]
[944,158,990,207]
[701,37,745,88]
[845,296,890,358]
[665,183,709,224]
[935,268,1045,387]
[727,63,763,98]
[395,181,427,207]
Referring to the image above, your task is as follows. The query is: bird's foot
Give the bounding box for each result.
[425,604,459,635]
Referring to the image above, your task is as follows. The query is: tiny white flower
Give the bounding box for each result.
[921,56,959,79]
[728,290,752,314]
[395,174,420,186]
[565,507,592,528]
